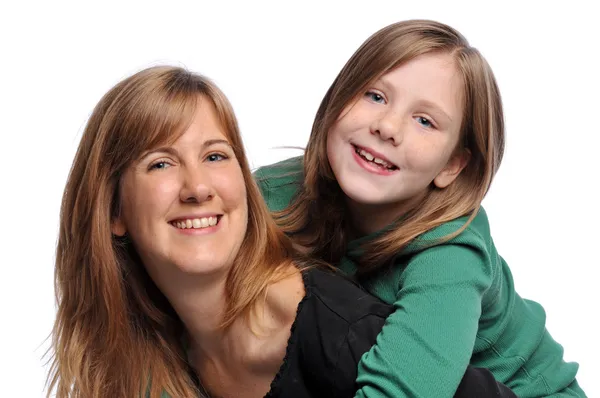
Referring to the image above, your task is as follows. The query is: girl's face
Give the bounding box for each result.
[112,96,248,287]
[326,52,469,233]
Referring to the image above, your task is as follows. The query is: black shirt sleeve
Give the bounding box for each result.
[332,314,389,397]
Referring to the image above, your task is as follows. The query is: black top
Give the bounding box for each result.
[264,268,516,398]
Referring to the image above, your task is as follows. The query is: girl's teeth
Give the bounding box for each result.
[358,148,392,168]
[173,217,218,229]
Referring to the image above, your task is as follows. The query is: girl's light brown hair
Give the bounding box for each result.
[48,66,294,397]
[276,19,505,274]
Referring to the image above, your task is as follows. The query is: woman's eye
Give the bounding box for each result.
[365,91,385,104]
[416,116,433,128]
[149,161,171,171]
[206,153,227,162]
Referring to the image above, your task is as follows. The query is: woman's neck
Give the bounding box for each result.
[160,270,229,349]
[175,264,305,398]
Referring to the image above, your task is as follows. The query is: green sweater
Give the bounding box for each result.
[254,156,585,398]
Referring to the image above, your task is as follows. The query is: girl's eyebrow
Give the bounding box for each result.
[376,76,395,93]
[375,77,454,123]
[416,100,453,123]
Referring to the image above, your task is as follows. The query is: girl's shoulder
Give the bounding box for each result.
[253,156,304,212]
[394,208,498,290]
[253,156,304,187]
[416,207,492,251]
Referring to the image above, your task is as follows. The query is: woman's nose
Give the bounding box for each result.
[179,169,213,203]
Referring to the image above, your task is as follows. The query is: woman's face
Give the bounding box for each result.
[112,96,248,285]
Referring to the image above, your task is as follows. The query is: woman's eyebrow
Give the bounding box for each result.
[202,139,231,149]
[140,146,180,160]
[140,139,232,160]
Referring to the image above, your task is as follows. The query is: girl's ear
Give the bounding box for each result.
[434,149,470,189]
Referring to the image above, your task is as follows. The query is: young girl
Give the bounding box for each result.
[255,20,586,397]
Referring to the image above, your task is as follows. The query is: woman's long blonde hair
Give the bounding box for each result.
[48,66,295,397]
[276,19,505,274]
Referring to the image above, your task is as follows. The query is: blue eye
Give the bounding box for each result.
[149,161,171,171]
[366,91,385,104]
[416,116,433,128]
[207,153,226,162]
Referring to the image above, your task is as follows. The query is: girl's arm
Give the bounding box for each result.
[336,313,516,398]
[354,243,494,398]
[301,266,515,398]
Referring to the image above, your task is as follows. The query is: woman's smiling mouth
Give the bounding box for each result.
[170,215,220,229]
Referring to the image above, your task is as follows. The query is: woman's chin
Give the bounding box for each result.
[171,258,233,278]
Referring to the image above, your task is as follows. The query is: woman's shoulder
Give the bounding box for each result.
[301,267,393,324]
[264,265,391,349]
[275,267,393,397]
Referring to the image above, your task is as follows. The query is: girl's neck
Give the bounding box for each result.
[346,193,425,237]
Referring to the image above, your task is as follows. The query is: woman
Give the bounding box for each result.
[48,65,515,397]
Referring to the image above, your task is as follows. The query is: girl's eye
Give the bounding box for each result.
[148,161,171,171]
[416,116,433,129]
[206,153,227,162]
[365,91,385,104]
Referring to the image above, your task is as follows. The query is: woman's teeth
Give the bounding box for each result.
[172,216,218,229]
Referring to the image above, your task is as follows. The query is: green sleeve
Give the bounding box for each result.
[252,162,272,202]
[252,156,304,212]
[354,243,494,398]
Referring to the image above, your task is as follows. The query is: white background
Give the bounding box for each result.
[1,1,598,396]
